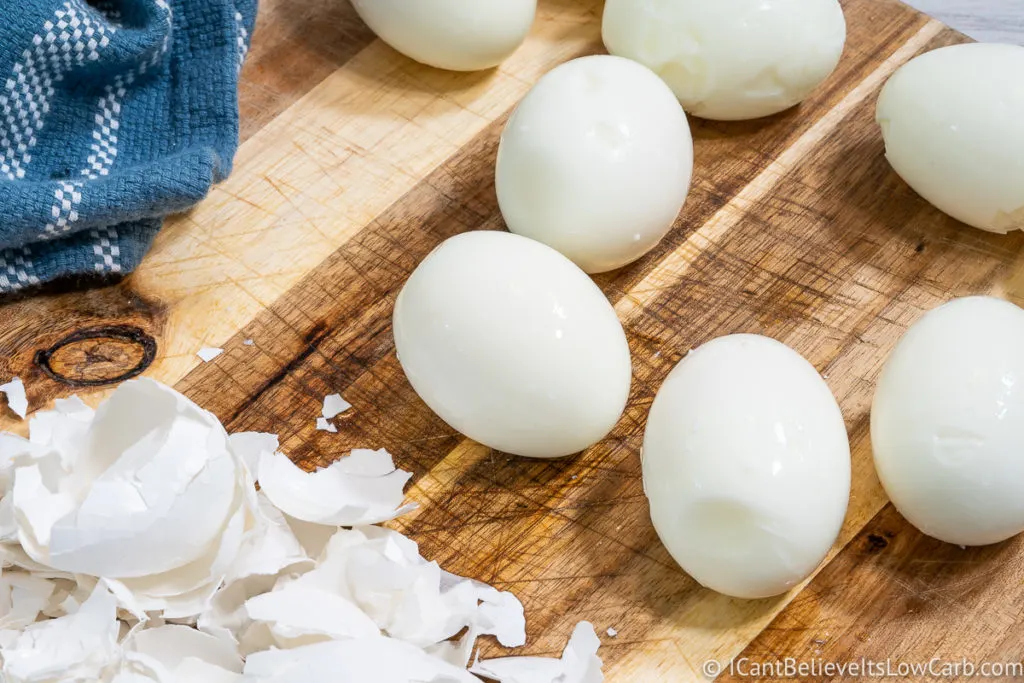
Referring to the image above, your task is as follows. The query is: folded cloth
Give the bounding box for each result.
[0,0,257,294]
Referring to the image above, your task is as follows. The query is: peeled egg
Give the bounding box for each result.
[602,0,847,121]
[393,231,632,459]
[876,44,1024,233]
[872,297,1024,546]
[642,335,850,598]
[350,0,536,72]
[496,55,693,274]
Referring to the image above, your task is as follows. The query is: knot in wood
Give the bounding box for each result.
[35,325,157,387]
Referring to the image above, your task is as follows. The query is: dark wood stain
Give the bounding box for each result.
[867,533,890,552]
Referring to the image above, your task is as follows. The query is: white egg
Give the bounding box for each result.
[642,335,850,599]
[393,231,632,459]
[872,297,1024,546]
[602,0,847,121]
[876,44,1024,234]
[350,0,536,72]
[495,56,693,274]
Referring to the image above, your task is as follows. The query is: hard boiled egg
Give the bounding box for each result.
[872,297,1024,546]
[496,55,693,274]
[876,44,1024,233]
[643,335,850,598]
[393,231,632,459]
[602,0,847,121]
[350,0,536,72]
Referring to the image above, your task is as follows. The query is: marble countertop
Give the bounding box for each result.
[903,0,1024,43]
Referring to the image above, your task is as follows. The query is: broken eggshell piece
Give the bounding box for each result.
[0,582,120,683]
[127,624,244,680]
[322,394,351,420]
[470,620,604,683]
[273,525,526,650]
[243,636,481,683]
[13,378,242,577]
[0,377,28,420]
[256,448,416,526]
[0,571,58,629]
[5,379,257,620]
[243,584,381,648]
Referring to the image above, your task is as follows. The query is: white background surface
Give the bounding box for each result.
[903,0,1024,43]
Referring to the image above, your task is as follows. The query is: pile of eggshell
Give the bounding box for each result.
[0,379,607,682]
[358,0,1024,599]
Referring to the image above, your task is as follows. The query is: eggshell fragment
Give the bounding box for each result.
[226,493,312,585]
[257,449,415,526]
[19,379,239,578]
[0,572,55,629]
[7,379,257,620]
[243,637,481,683]
[0,582,120,683]
[173,656,243,683]
[273,526,525,654]
[198,575,283,654]
[876,43,1024,233]
[244,585,380,647]
[196,498,313,651]
[106,651,168,683]
[602,0,847,120]
[472,582,526,648]
[350,0,536,72]
[642,334,851,598]
[130,624,243,677]
[26,396,94,466]
[314,418,337,433]
[283,516,336,559]
[470,621,604,683]
[43,576,99,620]
[227,433,278,479]
[107,497,248,620]
[393,231,632,458]
[872,297,1024,545]
[197,348,224,362]
[322,394,351,420]
[0,378,27,419]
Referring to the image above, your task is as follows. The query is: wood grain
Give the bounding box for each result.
[721,504,1024,682]
[2,0,1023,680]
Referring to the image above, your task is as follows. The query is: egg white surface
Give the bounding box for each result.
[393,231,632,459]
[496,55,693,274]
[872,297,1024,546]
[877,43,1024,233]
[643,334,850,598]
[602,0,847,121]
[350,0,536,72]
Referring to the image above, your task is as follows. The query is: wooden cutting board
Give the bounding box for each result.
[3,0,1024,679]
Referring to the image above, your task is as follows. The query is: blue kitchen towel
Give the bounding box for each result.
[0,0,257,294]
